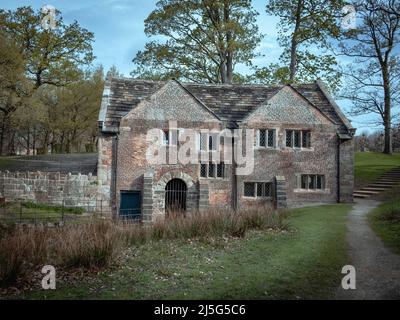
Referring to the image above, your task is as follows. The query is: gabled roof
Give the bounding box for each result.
[99,78,353,134]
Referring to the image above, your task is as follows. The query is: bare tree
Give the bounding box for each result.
[339,0,400,154]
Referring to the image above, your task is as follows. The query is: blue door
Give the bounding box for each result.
[119,191,141,221]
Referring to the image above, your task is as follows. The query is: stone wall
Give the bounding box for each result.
[339,138,355,203]
[0,171,103,212]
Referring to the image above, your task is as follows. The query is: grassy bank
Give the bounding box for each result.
[355,152,400,186]
[14,204,351,300]
[368,198,400,255]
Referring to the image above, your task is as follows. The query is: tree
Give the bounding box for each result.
[262,0,345,90]
[0,6,96,155]
[0,30,31,154]
[106,65,123,79]
[1,6,95,89]
[131,0,262,84]
[339,0,400,154]
[32,66,104,154]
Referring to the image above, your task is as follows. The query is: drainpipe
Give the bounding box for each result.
[337,137,341,203]
[231,129,238,212]
[112,133,119,217]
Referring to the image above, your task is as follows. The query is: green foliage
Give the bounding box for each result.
[368,198,400,255]
[21,202,85,215]
[131,0,263,83]
[0,6,99,155]
[355,152,400,185]
[1,6,95,88]
[256,0,345,91]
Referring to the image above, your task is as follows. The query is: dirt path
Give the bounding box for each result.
[336,199,400,300]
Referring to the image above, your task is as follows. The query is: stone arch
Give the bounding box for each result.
[154,171,194,191]
[153,171,197,218]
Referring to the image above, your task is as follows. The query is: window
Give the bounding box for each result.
[199,132,207,151]
[244,182,273,198]
[209,133,218,151]
[162,129,180,146]
[162,130,170,146]
[286,130,293,147]
[302,131,311,148]
[200,164,207,178]
[300,175,325,190]
[257,129,275,148]
[244,183,256,197]
[208,163,216,178]
[294,131,301,148]
[286,130,311,148]
[198,132,218,151]
[200,162,225,179]
[217,162,225,178]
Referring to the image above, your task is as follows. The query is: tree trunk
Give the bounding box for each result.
[26,129,30,155]
[224,0,233,84]
[289,0,303,82]
[382,64,392,154]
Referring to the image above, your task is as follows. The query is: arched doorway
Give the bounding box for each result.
[165,179,187,217]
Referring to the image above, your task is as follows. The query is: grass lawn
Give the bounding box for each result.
[368,197,400,255]
[355,152,400,186]
[20,203,351,300]
[0,202,84,223]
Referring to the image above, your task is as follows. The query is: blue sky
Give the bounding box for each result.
[1,0,383,134]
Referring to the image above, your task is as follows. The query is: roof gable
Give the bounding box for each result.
[243,86,335,125]
[122,80,220,123]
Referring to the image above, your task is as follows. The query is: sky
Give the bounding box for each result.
[1,0,385,134]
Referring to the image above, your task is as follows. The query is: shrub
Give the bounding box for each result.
[121,206,284,244]
[53,221,121,268]
[0,207,285,285]
[0,220,121,285]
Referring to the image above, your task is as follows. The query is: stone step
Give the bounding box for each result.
[378,176,400,180]
[376,179,400,183]
[354,190,380,195]
[353,193,370,199]
[369,184,397,188]
[361,187,387,192]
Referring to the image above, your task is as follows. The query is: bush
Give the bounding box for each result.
[122,207,284,244]
[0,220,121,285]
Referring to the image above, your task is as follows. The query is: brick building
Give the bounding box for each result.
[97,78,356,222]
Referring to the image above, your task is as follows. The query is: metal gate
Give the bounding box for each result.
[165,179,187,217]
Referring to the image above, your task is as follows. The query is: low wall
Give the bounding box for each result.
[0,171,103,212]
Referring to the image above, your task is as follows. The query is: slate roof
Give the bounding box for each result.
[99,78,353,134]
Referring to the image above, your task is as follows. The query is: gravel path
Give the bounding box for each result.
[336,199,400,300]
